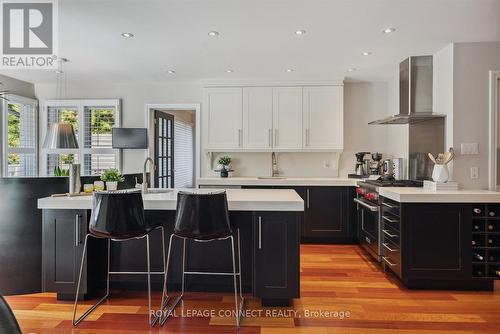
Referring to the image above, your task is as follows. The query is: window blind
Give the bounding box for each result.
[174,119,194,188]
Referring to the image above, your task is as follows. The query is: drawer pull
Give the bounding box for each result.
[382,242,397,252]
[383,256,397,266]
[382,202,398,209]
[383,215,399,223]
[382,229,399,238]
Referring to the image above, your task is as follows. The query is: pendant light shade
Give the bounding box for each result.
[42,123,79,149]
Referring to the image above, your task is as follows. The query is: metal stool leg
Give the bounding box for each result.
[181,238,186,295]
[236,229,245,320]
[230,235,241,327]
[146,234,153,326]
[156,226,170,326]
[73,234,110,326]
[160,234,180,326]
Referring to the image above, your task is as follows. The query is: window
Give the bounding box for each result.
[2,95,38,177]
[174,119,194,188]
[41,99,121,176]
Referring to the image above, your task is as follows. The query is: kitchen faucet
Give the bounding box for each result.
[142,157,155,193]
[271,152,279,177]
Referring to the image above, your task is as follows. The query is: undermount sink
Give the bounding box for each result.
[257,176,288,180]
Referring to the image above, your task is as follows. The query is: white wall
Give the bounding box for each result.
[35,80,202,174]
[452,42,500,189]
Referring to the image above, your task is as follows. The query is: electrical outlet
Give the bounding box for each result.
[470,167,479,179]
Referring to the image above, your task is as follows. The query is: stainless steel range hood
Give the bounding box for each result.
[369,56,445,125]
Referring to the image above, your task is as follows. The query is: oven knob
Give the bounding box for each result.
[365,193,374,201]
[355,187,364,195]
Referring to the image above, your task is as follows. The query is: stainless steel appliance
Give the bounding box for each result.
[355,179,422,261]
[369,55,445,180]
[349,152,370,178]
[369,152,383,175]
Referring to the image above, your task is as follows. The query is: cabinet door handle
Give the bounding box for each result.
[75,214,81,247]
[306,189,310,209]
[305,128,310,146]
[268,129,272,147]
[382,256,397,267]
[382,229,399,238]
[382,242,397,252]
[238,129,242,147]
[258,216,262,249]
[274,129,278,147]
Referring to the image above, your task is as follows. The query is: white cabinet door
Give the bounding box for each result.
[242,87,273,149]
[303,86,343,149]
[203,88,243,150]
[272,87,303,149]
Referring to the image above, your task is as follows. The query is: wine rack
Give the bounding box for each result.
[471,204,500,279]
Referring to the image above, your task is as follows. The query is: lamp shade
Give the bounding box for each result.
[42,123,79,149]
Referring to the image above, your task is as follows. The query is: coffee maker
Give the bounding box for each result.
[350,152,370,178]
[369,152,383,175]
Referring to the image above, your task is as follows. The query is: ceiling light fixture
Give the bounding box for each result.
[382,27,396,34]
[121,32,134,38]
[286,69,294,73]
[167,70,175,74]
[362,51,372,56]
[208,31,220,37]
[348,68,356,72]
[54,69,63,74]
[295,30,306,35]
[226,69,233,73]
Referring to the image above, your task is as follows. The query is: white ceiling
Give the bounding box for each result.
[2,0,500,85]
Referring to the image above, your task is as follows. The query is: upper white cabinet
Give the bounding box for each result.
[203,87,243,150]
[242,87,273,149]
[202,83,343,152]
[272,87,303,149]
[303,86,343,149]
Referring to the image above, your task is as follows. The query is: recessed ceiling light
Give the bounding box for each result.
[54,69,63,74]
[208,31,219,37]
[295,30,306,35]
[286,68,294,73]
[382,27,396,34]
[348,68,356,72]
[362,51,372,56]
[167,70,175,74]
[121,32,134,38]
[226,69,233,73]
[55,57,68,62]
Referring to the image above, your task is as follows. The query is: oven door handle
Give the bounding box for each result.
[353,198,379,212]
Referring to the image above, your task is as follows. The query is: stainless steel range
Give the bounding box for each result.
[354,179,422,262]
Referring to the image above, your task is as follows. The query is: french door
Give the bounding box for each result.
[154,110,174,188]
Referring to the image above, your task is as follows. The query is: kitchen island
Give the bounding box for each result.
[38,189,304,306]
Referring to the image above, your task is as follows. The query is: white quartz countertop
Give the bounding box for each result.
[380,187,500,203]
[197,177,358,187]
[38,188,304,211]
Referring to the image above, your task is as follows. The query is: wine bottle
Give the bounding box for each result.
[489,255,496,262]
[495,270,500,277]
[473,224,480,231]
[489,211,496,217]
[488,238,493,245]
[488,224,494,231]
[472,240,477,246]
[474,208,482,215]
[473,252,484,261]
[474,270,484,277]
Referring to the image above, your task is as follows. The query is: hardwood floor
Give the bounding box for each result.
[5,244,500,333]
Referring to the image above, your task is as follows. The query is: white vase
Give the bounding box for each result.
[106,181,118,191]
[432,164,449,183]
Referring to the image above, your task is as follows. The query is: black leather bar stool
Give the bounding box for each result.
[0,296,22,334]
[72,189,168,326]
[160,191,244,327]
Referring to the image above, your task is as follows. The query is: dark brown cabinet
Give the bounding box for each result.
[381,198,493,290]
[243,186,356,243]
[253,212,300,306]
[42,209,88,298]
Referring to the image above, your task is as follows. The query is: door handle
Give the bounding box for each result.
[258,216,262,249]
[353,198,379,212]
[75,214,81,247]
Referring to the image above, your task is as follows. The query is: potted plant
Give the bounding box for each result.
[217,155,232,178]
[100,168,124,191]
